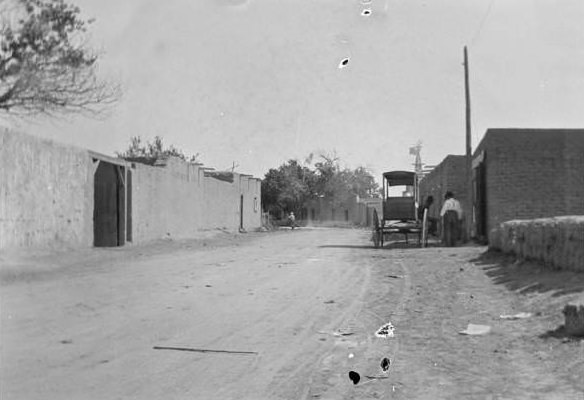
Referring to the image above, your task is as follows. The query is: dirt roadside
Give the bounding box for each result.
[1,228,583,399]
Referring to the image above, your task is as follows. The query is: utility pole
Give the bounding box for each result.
[463,46,473,241]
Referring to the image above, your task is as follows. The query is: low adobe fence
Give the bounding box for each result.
[489,216,584,272]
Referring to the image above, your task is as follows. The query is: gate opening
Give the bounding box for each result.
[93,160,126,247]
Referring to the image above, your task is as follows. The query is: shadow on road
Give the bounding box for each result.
[320,241,442,250]
[539,325,575,340]
[319,245,378,250]
[470,250,584,298]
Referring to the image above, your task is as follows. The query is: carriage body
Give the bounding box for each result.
[372,170,428,248]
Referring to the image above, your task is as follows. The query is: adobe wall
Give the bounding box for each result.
[239,177,262,231]
[419,155,468,223]
[489,216,584,272]
[305,195,360,224]
[1,130,262,250]
[0,129,94,250]
[476,129,584,234]
[130,159,205,242]
[563,132,584,215]
[131,161,262,243]
[353,198,382,226]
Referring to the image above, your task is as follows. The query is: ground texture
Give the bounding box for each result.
[1,228,583,399]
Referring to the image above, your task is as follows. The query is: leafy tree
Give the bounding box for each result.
[117,136,200,164]
[261,159,316,216]
[0,0,119,116]
[347,166,380,198]
[262,152,379,217]
[313,154,379,206]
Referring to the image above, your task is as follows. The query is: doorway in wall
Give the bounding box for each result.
[93,161,126,247]
[240,194,244,231]
[473,158,487,240]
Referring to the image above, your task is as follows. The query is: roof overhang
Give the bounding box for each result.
[382,170,415,186]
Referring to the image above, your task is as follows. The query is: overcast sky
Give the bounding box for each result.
[6,0,584,178]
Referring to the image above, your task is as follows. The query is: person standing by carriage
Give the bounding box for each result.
[418,195,437,236]
[440,191,463,247]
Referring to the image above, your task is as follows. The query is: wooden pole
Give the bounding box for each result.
[464,46,472,241]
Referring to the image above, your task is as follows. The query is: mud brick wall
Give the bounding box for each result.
[131,160,262,243]
[131,159,205,242]
[0,129,94,249]
[202,173,261,231]
[489,216,584,272]
[353,198,382,226]
[474,129,584,235]
[1,129,262,250]
[305,195,361,224]
[563,133,584,215]
[419,155,468,220]
[419,155,469,240]
[239,176,261,231]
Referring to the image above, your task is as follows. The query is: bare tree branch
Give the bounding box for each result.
[0,0,120,117]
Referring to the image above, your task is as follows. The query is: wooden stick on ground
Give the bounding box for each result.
[153,346,258,355]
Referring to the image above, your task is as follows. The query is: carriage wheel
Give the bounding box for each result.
[372,209,381,248]
[421,208,429,248]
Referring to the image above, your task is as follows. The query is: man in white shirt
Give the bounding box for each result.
[440,191,463,246]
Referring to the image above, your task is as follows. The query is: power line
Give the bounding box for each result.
[471,0,495,45]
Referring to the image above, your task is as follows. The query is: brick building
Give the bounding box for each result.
[472,129,584,240]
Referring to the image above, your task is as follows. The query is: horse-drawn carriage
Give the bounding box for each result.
[372,170,429,248]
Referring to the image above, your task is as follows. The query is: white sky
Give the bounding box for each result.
[6,0,584,179]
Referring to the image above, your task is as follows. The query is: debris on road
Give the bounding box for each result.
[458,324,491,336]
[323,300,335,304]
[349,371,360,385]
[153,346,258,355]
[375,322,395,338]
[500,312,533,320]
[365,375,389,380]
[386,274,402,279]
[380,357,391,372]
[317,329,354,337]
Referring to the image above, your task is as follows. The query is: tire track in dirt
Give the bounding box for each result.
[295,240,416,399]
[262,242,374,399]
[168,228,376,399]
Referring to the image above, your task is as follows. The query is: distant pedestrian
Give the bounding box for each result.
[440,192,462,246]
[288,212,296,229]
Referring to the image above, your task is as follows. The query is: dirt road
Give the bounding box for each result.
[1,228,583,399]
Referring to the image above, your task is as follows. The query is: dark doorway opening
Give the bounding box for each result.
[474,159,487,239]
[240,194,244,231]
[126,169,133,243]
[94,161,126,247]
